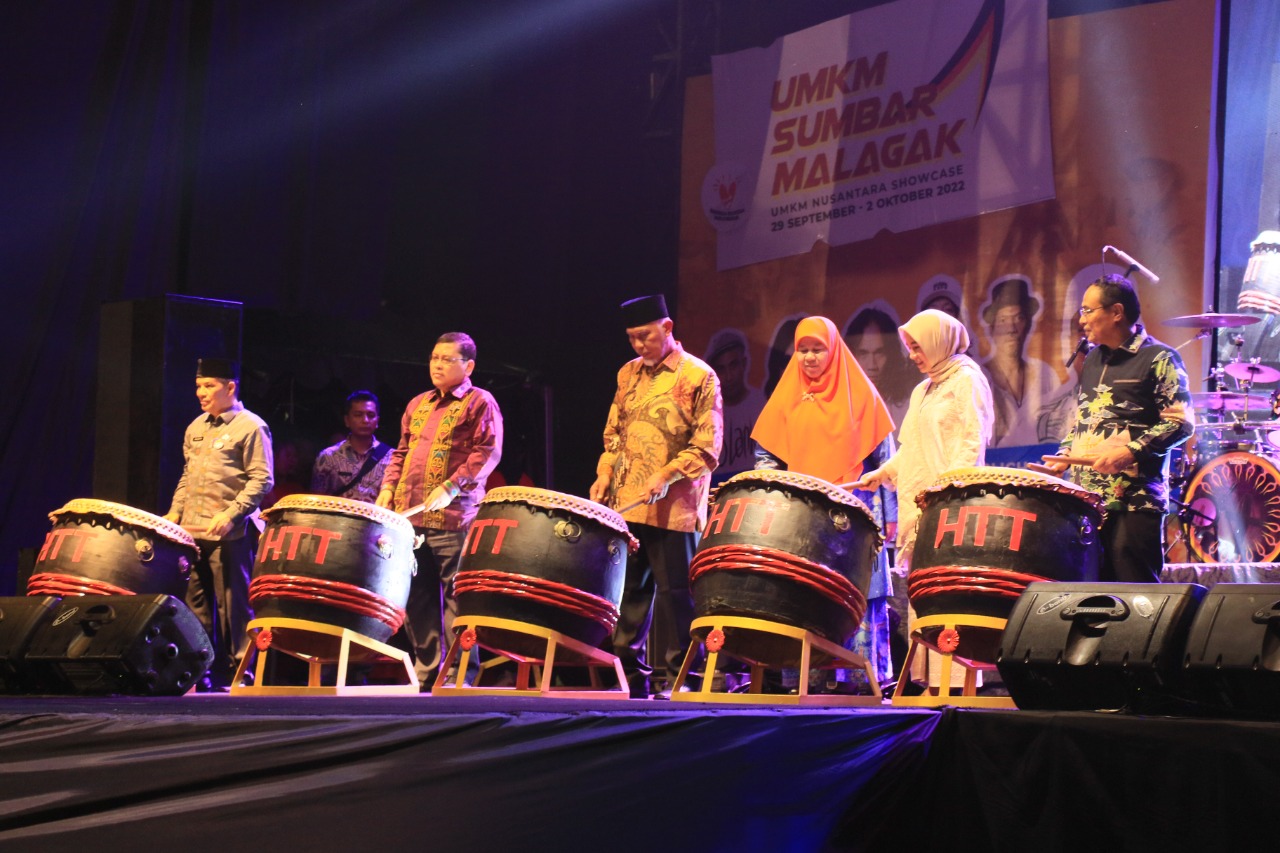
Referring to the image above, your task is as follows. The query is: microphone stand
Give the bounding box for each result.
[1165,498,1212,561]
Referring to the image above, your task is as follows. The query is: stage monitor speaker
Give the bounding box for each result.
[0,596,61,694]
[996,582,1206,713]
[1182,584,1280,717]
[94,295,242,514]
[24,595,214,696]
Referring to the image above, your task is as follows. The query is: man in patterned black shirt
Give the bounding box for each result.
[1043,274,1194,582]
[311,390,390,504]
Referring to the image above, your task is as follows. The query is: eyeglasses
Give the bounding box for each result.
[1078,306,1106,318]
[430,355,466,365]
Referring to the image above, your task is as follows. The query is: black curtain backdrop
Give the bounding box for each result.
[1,0,676,581]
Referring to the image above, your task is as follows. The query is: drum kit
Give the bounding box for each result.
[1165,312,1280,564]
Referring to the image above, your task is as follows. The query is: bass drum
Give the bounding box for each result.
[910,467,1104,663]
[250,494,416,643]
[453,487,633,659]
[30,499,196,599]
[1184,451,1280,564]
[689,469,882,668]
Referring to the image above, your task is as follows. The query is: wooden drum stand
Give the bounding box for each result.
[669,615,884,706]
[890,613,1016,708]
[231,617,419,696]
[431,615,630,699]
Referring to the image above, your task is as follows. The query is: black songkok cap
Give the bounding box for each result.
[620,294,670,328]
[196,357,239,381]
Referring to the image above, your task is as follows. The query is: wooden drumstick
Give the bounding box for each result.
[181,525,220,540]
[1041,455,1097,467]
[398,503,426,517]
[614,498,649,514]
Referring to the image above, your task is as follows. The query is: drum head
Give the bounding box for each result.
[1184,451,1280,563]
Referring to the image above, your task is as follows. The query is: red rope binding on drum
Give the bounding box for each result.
[907,565,1052,602]
[453,570,620,633]
[688,544,868,627]
[248,574,407,633]
[26,573,136,597]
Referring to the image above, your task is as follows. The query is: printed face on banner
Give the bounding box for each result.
[707,0,1054,270]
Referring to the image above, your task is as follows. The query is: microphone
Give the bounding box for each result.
[1065,336,1089,369]
[1103,245,1160,283]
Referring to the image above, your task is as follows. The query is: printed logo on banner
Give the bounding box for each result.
[701,162,753,232]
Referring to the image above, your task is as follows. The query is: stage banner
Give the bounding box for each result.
[706,0,1054,271]
[679,0,1216,468]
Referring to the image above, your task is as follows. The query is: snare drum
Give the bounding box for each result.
[1183,451,1280,563]
[910,467,1104,662]
[688,470,882,667]
[30,499,197,599]
[453,487,633,658]
[249,494,416,642]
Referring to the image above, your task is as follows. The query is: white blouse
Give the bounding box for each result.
[879,359,994,561]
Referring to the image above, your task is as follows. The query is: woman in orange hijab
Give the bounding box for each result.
[749,315,897,692]
[751,316,895,484]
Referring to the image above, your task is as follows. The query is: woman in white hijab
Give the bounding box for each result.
[853,308,995,563]
[853,308,994,692]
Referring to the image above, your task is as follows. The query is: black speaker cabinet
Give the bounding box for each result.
[0,596,61,694]
[996,582,1206,713]
[1182,584,1280,717]
[24,595,214,696]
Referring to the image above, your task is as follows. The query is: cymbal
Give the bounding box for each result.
[1191,391,1273,412]
[1164,312,1261,328]
[1224,362,1280,383]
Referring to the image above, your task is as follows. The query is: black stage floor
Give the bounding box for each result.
[0,693,1275,853]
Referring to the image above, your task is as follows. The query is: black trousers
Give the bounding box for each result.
[186,535,254,687]
[397,527,470,688]
[1100,509,1163,583]
[611,523,702,691]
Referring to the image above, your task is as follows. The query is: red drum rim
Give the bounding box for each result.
[249,574,407,633]
[917,466,1105,514]
[263,493,414,536]
[690,542,868,627]
[27,572,139,598]
[481,486,633,541]
[714,469,880,541]
[48,499,197,550]
[455,569,620,633]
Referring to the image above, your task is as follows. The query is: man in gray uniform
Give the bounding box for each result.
[165,357,274,690]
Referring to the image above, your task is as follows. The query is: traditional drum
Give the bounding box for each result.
[1183,451,1280,564]
[30,499,197,599]
[453,487,633,659]
[249,494,416,643]
[910,467,1104,662]
[688,470,882,667]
